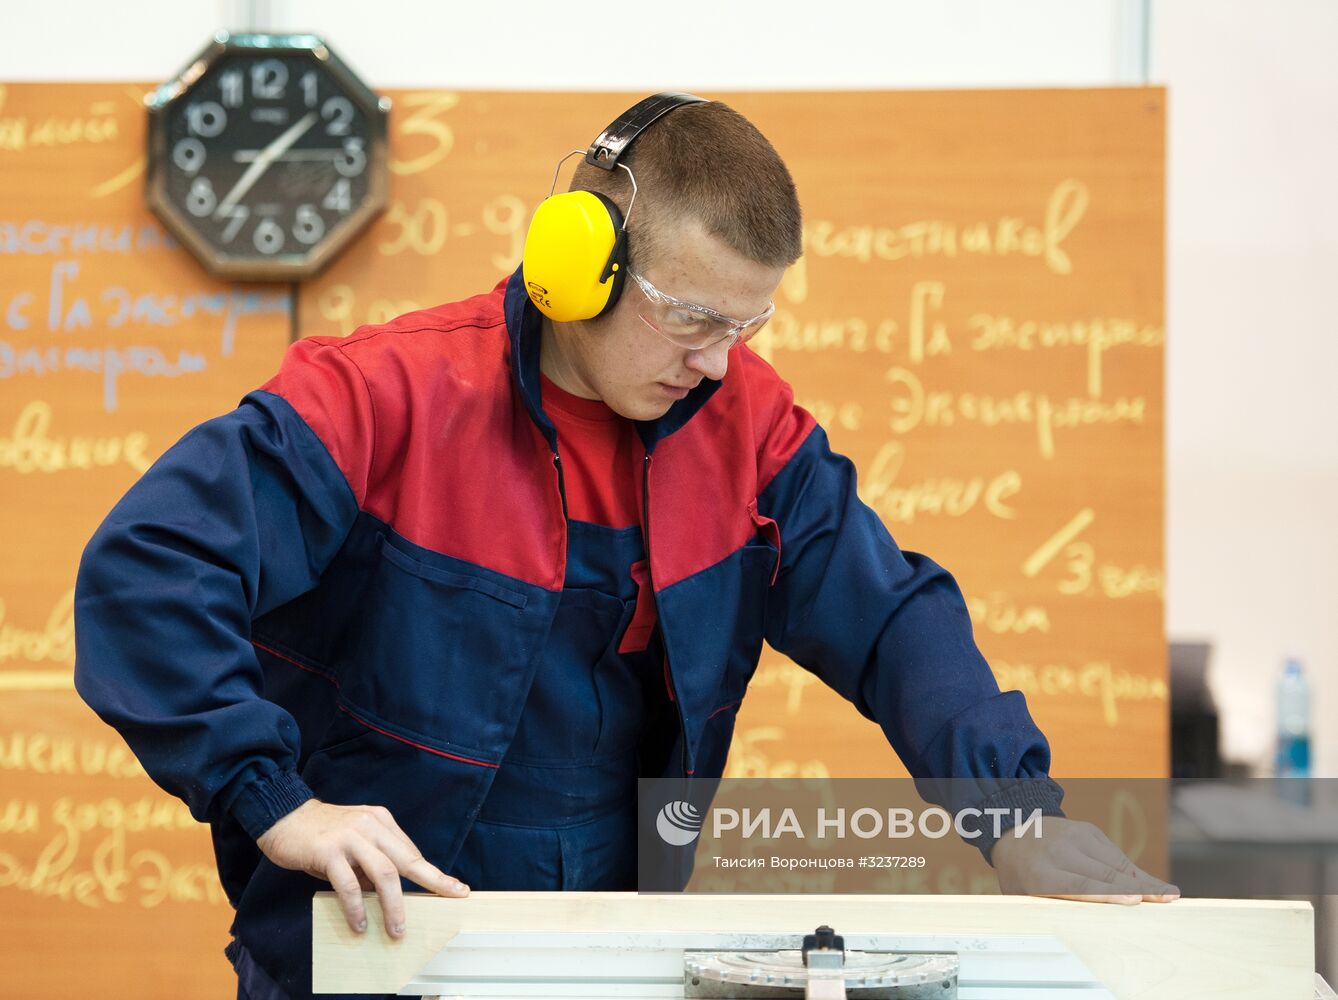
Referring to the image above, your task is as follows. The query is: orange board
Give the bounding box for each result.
[0,83,1163,997]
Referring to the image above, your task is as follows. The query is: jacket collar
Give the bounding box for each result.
[503,268,721,455]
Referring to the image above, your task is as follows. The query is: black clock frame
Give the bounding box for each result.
[145,31,390,282]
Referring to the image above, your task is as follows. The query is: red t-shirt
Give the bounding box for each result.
[540,373,643,529]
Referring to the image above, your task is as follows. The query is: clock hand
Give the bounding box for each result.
[232,149,343,163]
[215,111,318,218]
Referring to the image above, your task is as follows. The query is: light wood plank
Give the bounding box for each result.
[312,892,1312,998]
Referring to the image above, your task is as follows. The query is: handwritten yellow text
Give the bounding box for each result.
[1097,562,1164,599]
[908,281,951,363]
[859,440,1021,524]
[805,180,1089,276]
[377,193,528,271]
[749,659,820,716]
[796,397,864,432]
[481,194,528,272]
[758,280,949,365]
[0,400,150,474]
[0,589,74,666]
[91,155,146,198]
[0,822,224,909]
[0,730,146,779]
[725,727,831,780]
[51,795,196,837]
[992,659,1167,727]
[315,284,422,338]
[760,310,897,355]
[0,92,120,153]
[885,366,1146,460]
[1023,508,1094,577]
[0,794,224,909]
[0,799,40,834]
[389,92,458,176]
[379,198,448,256]
[966,593,1052,635]
[1024,510,1164,599]
[968,311,1162,397]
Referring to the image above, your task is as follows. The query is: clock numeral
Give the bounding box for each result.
[171,138,206,175]
[335,138,367,178]
[293,204,326,246]
[187,101,228,138]
[220,70,243,108]
[251,59,288,100]
[219,204,250,243]
[322,179,352,213]
[322,97,354,136]
[301,71,318,108]
[253,217,285,255]
[185,177,216,217]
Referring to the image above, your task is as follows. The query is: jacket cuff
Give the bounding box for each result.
[228,768,315,840]
[965,777,1066,865]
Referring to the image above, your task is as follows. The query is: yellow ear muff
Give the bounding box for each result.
[521,190,627,323]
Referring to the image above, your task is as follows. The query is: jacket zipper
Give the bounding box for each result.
[552,453,569,521]
[642,452,691,777]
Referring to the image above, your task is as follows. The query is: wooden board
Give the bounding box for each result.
[0,84,1163,998]
[312,892,1312,999]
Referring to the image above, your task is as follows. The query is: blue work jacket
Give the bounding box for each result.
[74,270,1062,998]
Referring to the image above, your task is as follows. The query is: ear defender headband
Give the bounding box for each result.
[521,92,707,323]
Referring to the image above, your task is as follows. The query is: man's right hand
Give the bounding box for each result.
[256,799,469,937]
[991,816,1178,904]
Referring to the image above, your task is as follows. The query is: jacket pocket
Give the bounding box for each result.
[304,707,375,758]
[507,586,630,761]
[335,531,547,759]
[377,536,529,608]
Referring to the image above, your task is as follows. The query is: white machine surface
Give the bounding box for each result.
[406,926,1110,998]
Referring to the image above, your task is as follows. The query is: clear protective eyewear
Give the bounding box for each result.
[629,270,775,351]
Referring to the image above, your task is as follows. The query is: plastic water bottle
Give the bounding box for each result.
[1275,659,1311,794]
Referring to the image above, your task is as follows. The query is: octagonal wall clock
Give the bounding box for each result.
[146,32,390,281]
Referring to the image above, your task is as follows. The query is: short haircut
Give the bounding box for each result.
[570,99,803,272]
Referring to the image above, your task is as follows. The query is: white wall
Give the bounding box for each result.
[1152,0,1338,773]
[3,0,1334,775]
[3,0,1139,88]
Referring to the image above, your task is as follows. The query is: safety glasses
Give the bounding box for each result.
[629,270,775,351]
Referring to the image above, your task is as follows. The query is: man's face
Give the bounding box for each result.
[540,216,786,421]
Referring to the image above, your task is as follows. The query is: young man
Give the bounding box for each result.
[74,94,1174,1000]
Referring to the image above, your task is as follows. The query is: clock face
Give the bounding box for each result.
[146,35,388,280]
